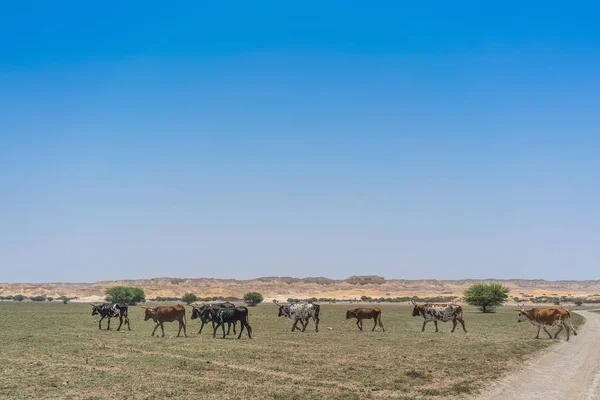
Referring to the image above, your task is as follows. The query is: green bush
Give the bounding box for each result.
[464,283,509,313]
[243,292,264,306]
[182,293,199,305]
[105,286,146,305]
[13,294,26,301]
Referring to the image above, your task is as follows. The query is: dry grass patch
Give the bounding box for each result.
[0,302,584,399]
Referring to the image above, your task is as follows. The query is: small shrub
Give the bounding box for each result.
[182,293,199,305]
[244,292,264,306]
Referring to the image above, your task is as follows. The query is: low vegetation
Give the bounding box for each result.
[104,286,146,305]
[464,283,510,313]
[243,291,264,306]
[181,292,198,305]
[0,303,584,399]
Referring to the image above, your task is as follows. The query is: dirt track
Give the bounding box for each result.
[478,310,600,400]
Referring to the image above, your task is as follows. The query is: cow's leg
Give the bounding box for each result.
[552,325,562,340]
[356,319,361,331]
[314,315,319,332]
[116,316,123,331]
[98,316,104,330]
[160,322,165,337]
[226,322,231,336]
[451,318,457,333]
[106,317,111,331]
[535,324,541,339]
[237,321,245,339]
[422,320,428,332]
[233,321,237,335]
[291,319,299,332]
[301,317,309,332]
[221,322,226,338]
[379,315,385,332]
[126,316,131,331]
[433,320,438,332]
[245,319,252,339]
[177,318,187,337]
[213,322,222,338]
[457,318,467,333]
[297,319,306,331]
[198,321,205,334]
[151,322,160,337]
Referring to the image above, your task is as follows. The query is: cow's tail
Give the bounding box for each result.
[313,304,320,324]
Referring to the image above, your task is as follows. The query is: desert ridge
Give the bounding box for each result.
[1,275,600,302]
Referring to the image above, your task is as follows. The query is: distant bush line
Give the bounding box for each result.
[148,296,242,302]
[286,296,458,304]
[513,296,600,305]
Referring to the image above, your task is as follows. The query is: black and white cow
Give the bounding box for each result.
[411,300,466,333]
[90,303,131,331]
[190,302,237,335]
[273,300,320,332]
[202,305,252,339]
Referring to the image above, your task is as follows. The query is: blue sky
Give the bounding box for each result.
[1,2,599,282]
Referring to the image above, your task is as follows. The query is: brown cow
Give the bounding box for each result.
[142,305,187,337]
[346,307,384,331]
[517,306,578,341]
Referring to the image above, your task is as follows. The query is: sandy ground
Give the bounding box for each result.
[478,310,600,400]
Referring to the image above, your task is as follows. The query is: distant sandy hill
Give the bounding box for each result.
[1,276,600,302]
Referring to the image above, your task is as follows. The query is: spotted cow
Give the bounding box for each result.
[411,300,467,333]
[517,306,578,341]
[273,300,320,332]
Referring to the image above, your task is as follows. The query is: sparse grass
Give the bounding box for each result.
[0,303,585,399]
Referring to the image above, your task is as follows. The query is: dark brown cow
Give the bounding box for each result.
[346,307,384,331]
[142,305,187,337]
[517,306,578,341]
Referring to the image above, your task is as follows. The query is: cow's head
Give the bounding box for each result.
[190,306,203,320]
[346,309,357,319]
[90,303,103,316]
[410,300,422,317]
[142,307,157,321]
[273,300,289,317]
[517,308,531,323]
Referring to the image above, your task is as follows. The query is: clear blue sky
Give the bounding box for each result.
[1,2,599,282]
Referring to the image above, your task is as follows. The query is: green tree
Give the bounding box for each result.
[105,286,146,305]
[13,294,25,301]
[463,283,509,313]
[243,292,263,307]
[182,293,199,305]
[47,297,54,302]
[59,295,73,304]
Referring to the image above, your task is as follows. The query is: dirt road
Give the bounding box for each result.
[478,310,600,400]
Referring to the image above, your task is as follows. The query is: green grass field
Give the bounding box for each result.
[0,302,585,399]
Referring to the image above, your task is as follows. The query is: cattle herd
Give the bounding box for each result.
[88,300,578,341]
